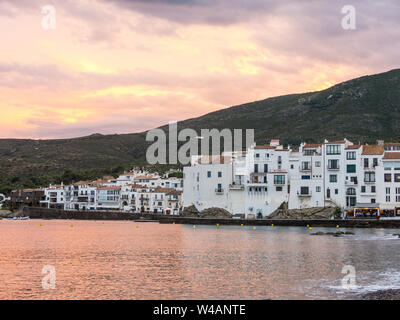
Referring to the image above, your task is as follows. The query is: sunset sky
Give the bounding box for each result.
[0,0,399,139]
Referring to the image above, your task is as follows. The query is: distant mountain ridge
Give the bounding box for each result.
[1,68,400,193]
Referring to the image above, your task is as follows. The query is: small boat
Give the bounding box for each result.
[7,216,30,220]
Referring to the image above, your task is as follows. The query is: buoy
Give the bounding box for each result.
[336,225,340,228]
[70,224,73,227]
[136,225,139,228]
[193,225,196,229]
[40,224,42,227]
[253,226,256,230]
[240,224,243,227]
[309,227,312,231]
[216,223,219,227]
[306,224,309,228]
[271,224,274,227]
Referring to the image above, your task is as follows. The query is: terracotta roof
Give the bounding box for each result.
[152,187,174,193]
[383,152,400,160]
[384,142,400,146]
[126,184,146,188]
[303,144,322,149]
[362,145,384,155]
[254,145,276,150]
[134,175,158,180]
[167,190,183,196]
[73,180,92,186]
[197,156,231,164]
[346,145,362,149]
[97,186,121,190]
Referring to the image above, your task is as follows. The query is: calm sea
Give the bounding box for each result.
[0,219,399,299]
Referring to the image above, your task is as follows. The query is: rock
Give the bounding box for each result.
[179,205,200,217]
[359,289,400,300]
[310,232,325,236]
[199,207,232,219]
[268,202,338,220]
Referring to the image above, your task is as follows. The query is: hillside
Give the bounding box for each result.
[1,68,400,193]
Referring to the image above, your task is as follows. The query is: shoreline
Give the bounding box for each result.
[18,207,400,229]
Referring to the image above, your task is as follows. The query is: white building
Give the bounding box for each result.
[183,138,400,218]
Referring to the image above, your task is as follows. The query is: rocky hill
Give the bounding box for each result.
[1,68,399,193]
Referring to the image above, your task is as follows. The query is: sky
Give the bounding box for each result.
[0,0,399,139]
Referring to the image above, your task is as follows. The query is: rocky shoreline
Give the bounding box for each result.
[357,289,400,300]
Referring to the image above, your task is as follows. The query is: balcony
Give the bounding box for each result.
[274,180,285,186]
[300,167,311,172]
[327,165,340,171]
[215,188,224,195]
[297,191,312,197]
[345,180,358,185]
[229,184,245,190]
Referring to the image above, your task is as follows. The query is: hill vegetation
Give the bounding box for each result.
[1,69,399,194]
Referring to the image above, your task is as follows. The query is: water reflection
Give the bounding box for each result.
[0,220,399,299]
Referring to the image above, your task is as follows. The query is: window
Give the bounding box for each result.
[350,176,358,184]
[371,186,376,193]
[290,164,294,169]
[386,196,391,202]
[396,188,400,194]
[274,175,285,185]
[329,175,337,183]
[364,172,375,182]
[304,150,314,156]
[326,145,340,155]
[347,151,356,160]
[264,164,268,173]
[328,159,339,169]
[347,164,356,173]
[255,153,260,158]
[364,158,369,168]
[386,187,390,195]
[301,161,311,170]
[373,158,378,167]
[315,161,321,167]
[346,188,356,195]
[395,174,400,182]
[218,171,222,178]
[385,174,392,182]
[254,164,258,173]
[371,199,376,204]
[327,188,331,198]
[361,186,366,193]
[316,186,321,192]
[276,186,283,191]
[300,187,309,195]
[301,175,310,180]
[335,189,338,195]
[207,171,211,178]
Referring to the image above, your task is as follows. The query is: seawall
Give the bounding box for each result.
[22,207,167,221]
[158,216,400,228]
[21,207,400,228]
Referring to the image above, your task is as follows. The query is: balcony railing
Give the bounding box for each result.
[327,165,340,170]
[297,191,312,197]
[215,188,224,195]
[229,184,244,190]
